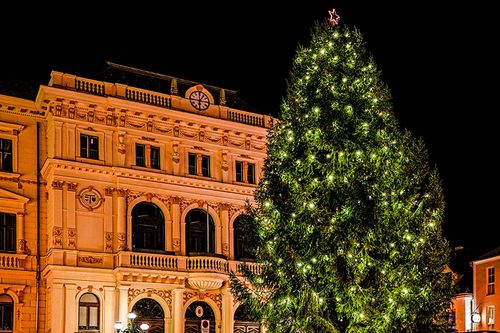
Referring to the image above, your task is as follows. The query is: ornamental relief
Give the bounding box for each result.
[78,187,104,211]
[183,290,222,310]
[50,101,267,151]
[128,288,172,309]
[78,256,103,264]
[67,228,77,249]
[53,226,63,247]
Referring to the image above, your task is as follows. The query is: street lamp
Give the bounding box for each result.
[114,312,149,332]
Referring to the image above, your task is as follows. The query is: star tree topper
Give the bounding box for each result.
[328,8,340,26]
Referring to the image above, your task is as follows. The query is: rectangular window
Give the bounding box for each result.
[80,134,99,160]
[0,138,13,172]
[488,267,495,295]
[236,161,244,182]
[489,306,495,328]
[188,153,197,175]
[150,146,160,169]
[136,144,146,167]
[201,155,210,177]
[0,213,16,252]
[247,163,256,184]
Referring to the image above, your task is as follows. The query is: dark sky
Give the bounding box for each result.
[1,2,498,257]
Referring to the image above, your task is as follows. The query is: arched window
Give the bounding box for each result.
[132,202,165,252]
[132,298,164,333]
[0,294,13,331]
[186,209,215,254]
[233,215,255,260]
[78,293,99,331]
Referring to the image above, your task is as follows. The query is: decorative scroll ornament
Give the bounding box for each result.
[328,8,340,26]
[79,187,104,210]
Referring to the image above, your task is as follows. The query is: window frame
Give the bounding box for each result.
[488,266,495,295]
[0,138,13,173]
[0,294,14,331]
[235,161,244,182]
[79,133,100,160]
[135,143,146,167]
[187,151,212,178]
[0,213,16,253]
[78,293,100,331]
[0,121,24,175]
[488,305,495,329]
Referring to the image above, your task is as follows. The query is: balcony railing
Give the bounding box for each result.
[0,253,27,269]
[117,251,259,275]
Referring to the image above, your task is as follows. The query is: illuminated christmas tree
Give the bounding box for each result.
[233,10,454,333]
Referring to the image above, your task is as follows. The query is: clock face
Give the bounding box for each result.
[189,91,210,111]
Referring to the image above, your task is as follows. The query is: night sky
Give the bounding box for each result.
[1,2,498,258]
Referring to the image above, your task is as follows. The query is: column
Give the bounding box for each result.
[49,181,64,249]
[172,289,184,333]
[64,284,77,333]
[221,287,234,333]
[117,286,129,326]
[66,183,77,249]
[171,197,181,254]
[51,283,64,333]
[103,189,113,252]
[16,212,25,253]
[103,286,116,333]
[116,190,127,251]
[197,153,203,176]
[220,204,230,258]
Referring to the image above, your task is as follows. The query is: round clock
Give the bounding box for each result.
[189,90,210,111]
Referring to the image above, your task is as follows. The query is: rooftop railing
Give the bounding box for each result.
[50,71,271,128]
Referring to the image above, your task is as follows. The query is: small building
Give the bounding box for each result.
[0,63,271,332]
[471,246,500,331]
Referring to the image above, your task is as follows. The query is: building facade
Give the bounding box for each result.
[470,247,500,331]
[0,64,271,333]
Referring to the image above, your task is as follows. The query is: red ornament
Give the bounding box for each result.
[328,8,340,26]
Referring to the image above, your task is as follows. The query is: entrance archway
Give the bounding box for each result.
[185,301,215,333]
[131,298,164,333]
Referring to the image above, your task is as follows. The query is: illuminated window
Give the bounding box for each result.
[488,306,495,329]
[80,134,99,160]
[0,213,16,253]
[0,139,12,172]
[0,294,13,331]
[78,293,99,331]
[488,267,495,295]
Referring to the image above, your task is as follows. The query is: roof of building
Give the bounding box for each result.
[1,62,263,114]
[475,246,500,261]
[94,62,259,113]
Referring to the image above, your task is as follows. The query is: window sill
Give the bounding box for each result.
[76,157,105,165]
[0,170,21,179]
[131,165,163,173]
[186,174,214,181]
[233,181,258,187]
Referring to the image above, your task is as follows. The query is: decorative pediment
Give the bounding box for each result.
[0,121,25,135]
[0,187,30,213]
